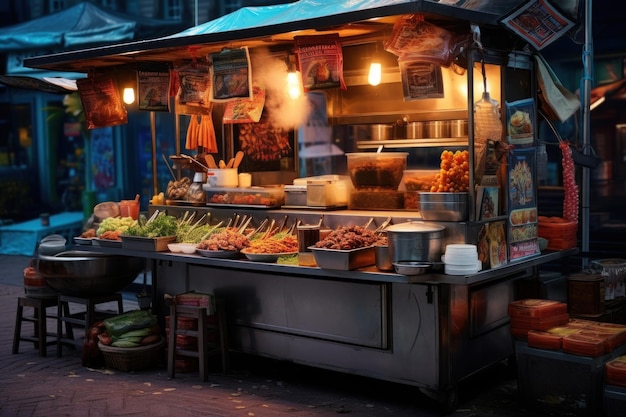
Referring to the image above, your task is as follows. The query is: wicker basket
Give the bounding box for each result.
[98,337,165,372]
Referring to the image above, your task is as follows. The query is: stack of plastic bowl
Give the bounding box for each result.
[441,244,481,275]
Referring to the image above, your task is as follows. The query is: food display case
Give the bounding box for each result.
[27,0,579,410]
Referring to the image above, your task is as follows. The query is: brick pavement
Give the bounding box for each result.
[0,255,535,417]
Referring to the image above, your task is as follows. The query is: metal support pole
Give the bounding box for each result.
[151,111,158,195]
[581,0,593,266]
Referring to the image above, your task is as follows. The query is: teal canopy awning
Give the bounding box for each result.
[0,2,136,52]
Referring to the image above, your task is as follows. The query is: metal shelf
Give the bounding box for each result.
[356,137,469,149]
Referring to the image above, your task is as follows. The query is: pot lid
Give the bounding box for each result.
[385,221,445,233]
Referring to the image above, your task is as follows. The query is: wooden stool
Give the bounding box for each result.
[12,296,71,357]
[56,293,124,358]
[167,299,228,381]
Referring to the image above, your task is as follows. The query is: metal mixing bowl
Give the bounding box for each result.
[37,251,144,297]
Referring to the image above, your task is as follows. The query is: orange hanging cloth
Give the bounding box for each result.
[200,113,218,153]
[185,114,199,150]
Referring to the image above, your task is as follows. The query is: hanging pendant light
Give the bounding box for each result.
[123,87,135,104]
[368,62,382,86]
[368,42,382,86]
[287,70,302,99]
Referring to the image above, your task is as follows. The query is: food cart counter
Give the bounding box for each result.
[27,0,582,409]
[76,205,577,410]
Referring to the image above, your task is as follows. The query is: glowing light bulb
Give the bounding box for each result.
[368,62,382,86]
[123,87,135,104]
[287,71,302,99]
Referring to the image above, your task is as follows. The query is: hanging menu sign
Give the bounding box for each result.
[507,147,540,261]
[209,47,252,102]
[295,34,346,92]
[138,65,170,112]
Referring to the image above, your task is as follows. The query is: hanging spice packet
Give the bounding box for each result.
[385,14,466,67]
[209,47,252,102]
[295,34,346,92]
[76,75,127,129]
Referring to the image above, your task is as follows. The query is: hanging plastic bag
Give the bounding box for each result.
[570,143,601,169]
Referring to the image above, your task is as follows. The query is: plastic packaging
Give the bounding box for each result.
[474,92,502,142]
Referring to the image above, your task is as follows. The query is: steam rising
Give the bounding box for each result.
[250,48,311,131]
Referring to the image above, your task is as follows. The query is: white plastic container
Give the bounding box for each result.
[293,175,349,207]
[306,180,348,207]
[206,168,238,187]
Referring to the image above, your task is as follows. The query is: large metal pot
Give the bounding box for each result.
[37,251,144,297]
[385,221,445,263]
[370,124,394,140]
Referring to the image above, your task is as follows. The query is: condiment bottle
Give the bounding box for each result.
[187,171,206,203]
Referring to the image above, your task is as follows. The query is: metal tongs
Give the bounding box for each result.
[375,217,392,235]
[178,153,210,171]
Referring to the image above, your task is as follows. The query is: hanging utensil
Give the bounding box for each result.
[162,154,177,181]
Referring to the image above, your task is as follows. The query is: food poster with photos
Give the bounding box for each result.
[507,147,539,260]
[506,98,535,146]
[138,67,170,112]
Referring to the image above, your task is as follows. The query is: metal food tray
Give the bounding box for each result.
[92,238,122,248]
[281,205,347,211]
[309,246,375,270]
[206,203,281,209]
[121,235,177,251]
[73,237,93,245]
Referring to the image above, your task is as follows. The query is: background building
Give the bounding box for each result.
[0,0,292,222]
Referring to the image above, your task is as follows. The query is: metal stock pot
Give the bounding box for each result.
[385,221,445,263]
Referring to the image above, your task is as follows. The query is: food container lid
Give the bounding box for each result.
[384,221,445,233]
[346,152,408,158]
[285,185,307,191]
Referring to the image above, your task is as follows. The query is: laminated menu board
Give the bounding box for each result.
[477,220,507,269]
[506,98,535,146]
[137,65,170,112]
[176,58,212,108]
[500,0,575,51]
[507,147,539,260]
[399,61,444,101]
[295,34,346,92]
[209,47,252,102]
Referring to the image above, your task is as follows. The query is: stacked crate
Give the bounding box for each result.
[165,292,217,372]
[604,355,626,417]
[510,298,626,416]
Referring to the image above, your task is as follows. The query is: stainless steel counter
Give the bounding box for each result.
[75,238,576,410]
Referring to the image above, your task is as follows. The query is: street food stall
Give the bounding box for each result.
[25,0,582,409]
